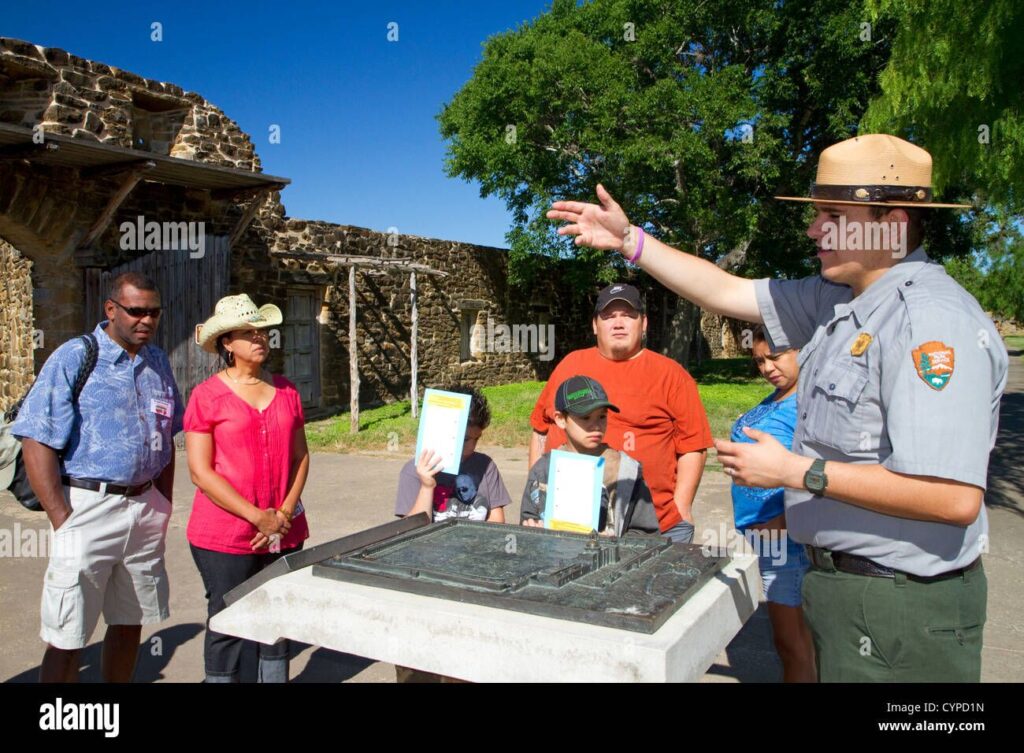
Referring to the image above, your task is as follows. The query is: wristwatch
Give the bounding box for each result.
[804,459,828,495]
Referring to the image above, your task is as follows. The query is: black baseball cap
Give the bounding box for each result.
[555,375,620,415]
[594,283,643,314]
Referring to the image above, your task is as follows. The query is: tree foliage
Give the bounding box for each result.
[439,0,903,289]
[945,210,1024,322]
[863,0,1024,321]
[862,0,1024,212]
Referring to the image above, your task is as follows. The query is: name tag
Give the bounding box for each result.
[150,398,173,417]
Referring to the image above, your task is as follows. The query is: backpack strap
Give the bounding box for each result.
[71,333,99,406]
[6,333,99,423]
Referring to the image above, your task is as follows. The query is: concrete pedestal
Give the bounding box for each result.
[210,553,759,682]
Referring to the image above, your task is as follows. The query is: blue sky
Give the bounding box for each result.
[1,1,557,248]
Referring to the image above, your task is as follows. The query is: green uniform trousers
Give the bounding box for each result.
[802,551,986,682]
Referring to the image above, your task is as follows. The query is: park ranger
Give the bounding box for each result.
[548,134,1008,681]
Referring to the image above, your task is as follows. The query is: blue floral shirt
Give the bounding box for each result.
[729,392,797,528]
[12,321,184,485]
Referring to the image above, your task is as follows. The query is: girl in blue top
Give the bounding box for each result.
[729,326,816,682]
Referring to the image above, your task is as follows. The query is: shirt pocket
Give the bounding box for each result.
[803,360,870,454]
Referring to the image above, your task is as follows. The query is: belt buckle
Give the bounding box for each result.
[807,545,831,571]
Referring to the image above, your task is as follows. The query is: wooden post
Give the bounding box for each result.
[349,265,359,434]
[409,271,418,418]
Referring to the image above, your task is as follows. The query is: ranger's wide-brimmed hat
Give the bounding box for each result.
[774,134,972,209]
[195,294,283,354]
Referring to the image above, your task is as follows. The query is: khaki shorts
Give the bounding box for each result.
[40,483,172,650]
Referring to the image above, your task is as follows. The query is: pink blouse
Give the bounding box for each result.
[184,373,310,555]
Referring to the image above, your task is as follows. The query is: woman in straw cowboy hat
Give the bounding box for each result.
[184,294,310,683]
[548,134,1007,682]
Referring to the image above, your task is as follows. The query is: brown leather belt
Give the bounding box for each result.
[806,546,980,583]
[62,476,153,497]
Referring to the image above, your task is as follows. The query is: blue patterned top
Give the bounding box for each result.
[12,321,184,486]
[729,391,797,528]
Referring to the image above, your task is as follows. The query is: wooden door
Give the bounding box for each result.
[83,235,230,405]
[282,289,320,409]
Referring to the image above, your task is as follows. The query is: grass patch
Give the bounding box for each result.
[698,381,773,438]
[1005,335,1024,358]
[306,362,769,455]
[305,382,546,453]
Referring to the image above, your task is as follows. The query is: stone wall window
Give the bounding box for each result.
[460,309,480,362]
[131,91,188,155]
[0,56,57,130]
[458,299,489,363]
[537,311,551,354]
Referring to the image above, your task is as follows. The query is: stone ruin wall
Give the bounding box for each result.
[0,36,727,416]
[0,239,35,411]
[0,37,278,396]
[0,37,259,169]
[236,216,595,410]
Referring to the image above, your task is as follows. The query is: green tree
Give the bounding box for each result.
[862,0,1024,211]
[439,0,902,296]
[945,210,1024,322]
[864,0,1024,321]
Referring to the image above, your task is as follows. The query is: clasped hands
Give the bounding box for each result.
[250,507,292,550]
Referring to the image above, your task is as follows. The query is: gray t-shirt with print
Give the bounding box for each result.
[394,451,512,520]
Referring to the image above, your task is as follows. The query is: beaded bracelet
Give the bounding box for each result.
[628,226,645,264]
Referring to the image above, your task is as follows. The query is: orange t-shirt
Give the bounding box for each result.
[529,347,712,530]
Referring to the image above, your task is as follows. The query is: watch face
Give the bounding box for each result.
[805,470,826,493]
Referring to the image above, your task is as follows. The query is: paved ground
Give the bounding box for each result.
[2,347,1022,683]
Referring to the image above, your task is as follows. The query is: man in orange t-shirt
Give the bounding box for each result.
[528,283,713,542]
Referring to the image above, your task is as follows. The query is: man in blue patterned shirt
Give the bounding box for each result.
[13,272,184,682]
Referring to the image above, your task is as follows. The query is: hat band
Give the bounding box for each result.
[810,183,933,203]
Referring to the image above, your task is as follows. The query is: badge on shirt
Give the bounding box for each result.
[912,341,955,390]
[150,397,173,417]
[850,332,872,357]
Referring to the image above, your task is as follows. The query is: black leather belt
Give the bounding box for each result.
[62,476,153,497]
[806,545,980,583]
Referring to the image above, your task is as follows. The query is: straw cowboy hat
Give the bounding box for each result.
[195,294,283,354]
[775,134,972,209]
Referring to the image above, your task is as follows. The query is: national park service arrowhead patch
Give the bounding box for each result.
[912,341,955,390]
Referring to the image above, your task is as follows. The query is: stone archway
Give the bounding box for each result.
[0,165,97,408]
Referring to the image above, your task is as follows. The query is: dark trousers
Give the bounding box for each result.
[190,543,301,682]
[802,555,986,682]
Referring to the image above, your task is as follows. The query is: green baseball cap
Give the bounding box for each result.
[555,375,620,416]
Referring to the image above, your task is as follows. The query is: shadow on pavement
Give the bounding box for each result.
[705,603,781,683]
[4,623,204,683]
[290,645,376,682]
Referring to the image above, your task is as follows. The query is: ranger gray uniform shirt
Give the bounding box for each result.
[755,247,1008,577]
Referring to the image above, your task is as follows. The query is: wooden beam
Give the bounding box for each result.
[410,270,418,419]
[229,189,272,247]
[270,250,448,277]
[0,141,59,161]
[349,266,360,434]
[77,163,153,249]
[80,158,156,180]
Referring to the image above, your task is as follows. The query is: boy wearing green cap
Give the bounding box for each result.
[521,375,659,536]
